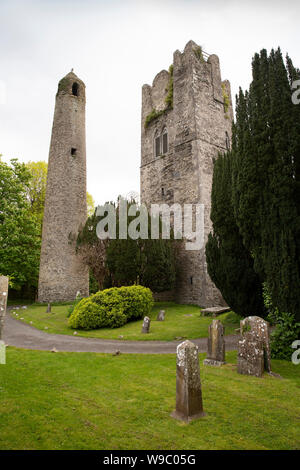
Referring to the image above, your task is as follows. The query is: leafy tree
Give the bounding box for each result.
[232,48,300,321]
[0,158,41,293]
[25,161,47,227]
[77,198,177,292]
[76,210,109,290]
[206,152,265,317]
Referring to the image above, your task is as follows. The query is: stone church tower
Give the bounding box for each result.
[38,71,89,302]
[140,40,233,307]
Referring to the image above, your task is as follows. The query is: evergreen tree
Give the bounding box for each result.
[206,152,265,317]
[232,48,300,320]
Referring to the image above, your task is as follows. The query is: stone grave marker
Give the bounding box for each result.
[141,316,151,334]
[157,310,165,321]
[203,319,226,366]
[171,340,205,422]
[237,316,271,377]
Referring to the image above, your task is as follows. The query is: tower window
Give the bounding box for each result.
[155,135,161,157]
[161,187,165,196]
[190,276,193,285]
[162,128,168,154]
[225,131,230,150]
[71,148,77,156]
[72,82,79,96]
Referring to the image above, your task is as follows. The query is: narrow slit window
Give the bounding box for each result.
[72,82,79,96]
[155,136,161,157]
[190,276,193,285]
[71,148,77,156]
[162,129,168,154]
[161,187,165,197]
[225,131,230,150]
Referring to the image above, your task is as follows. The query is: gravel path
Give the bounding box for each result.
[3,310,238,354]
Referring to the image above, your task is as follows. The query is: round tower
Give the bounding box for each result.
[38,71,89,302]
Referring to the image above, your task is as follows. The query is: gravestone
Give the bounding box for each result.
[171,340,205,422]
[157,310,165,321]
[141,316,151,334]
[237,316,271,377]
[203,319,226,366]
[47,303,51,313]
[0,276,9,341]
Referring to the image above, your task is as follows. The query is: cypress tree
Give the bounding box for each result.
[232,48,300,320]
[206,152,265,317]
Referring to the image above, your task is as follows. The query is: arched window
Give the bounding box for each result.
[154,131,161,157]
[225,131,230,150]
[162,128,168,154]
[72,82,79,96]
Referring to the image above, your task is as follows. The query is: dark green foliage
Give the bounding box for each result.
[263,283,300,360]
[0,158,41,293]
[68,285,153,330]
[232,48,300,321]
[206,152,265,317]
[269,311,300,360]
[105,199,177,293]
[165,64,174,108]
[144,108,166,128]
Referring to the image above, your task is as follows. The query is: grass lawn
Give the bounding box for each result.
[0,347,299,450]
[9,302,240,341]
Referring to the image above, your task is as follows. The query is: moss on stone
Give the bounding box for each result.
[222,83,230,116]
[193,46,205,63]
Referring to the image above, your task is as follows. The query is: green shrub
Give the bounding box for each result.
[68,298,108,330]
[263,283,300,360]
[118,285,153,321]
[67,295,84,318]
[68,285,153,330]
[269,311,300,360]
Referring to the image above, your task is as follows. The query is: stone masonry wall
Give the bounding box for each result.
[140,41,233,307]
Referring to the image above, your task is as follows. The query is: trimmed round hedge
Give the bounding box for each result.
[68,285,153,330]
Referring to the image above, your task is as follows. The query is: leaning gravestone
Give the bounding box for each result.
[141,316,151,334]
[237,316,271,377]
[203,319,226,366]
[171,340,205,422]
[157,310,165,321]
[0,276,9,341]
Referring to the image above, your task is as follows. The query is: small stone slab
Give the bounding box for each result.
[171,340,205,422]
[204,319,226,366]
[240,316,271,372]
[157,310,165,321]
[237,334,264,377]
[141,316,151,334]
[201,306,230,316]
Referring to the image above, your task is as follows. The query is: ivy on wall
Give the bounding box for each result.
[222,83,230,118]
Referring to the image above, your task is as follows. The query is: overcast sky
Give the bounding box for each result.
[0,0,299,205]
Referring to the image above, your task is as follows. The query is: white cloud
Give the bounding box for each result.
[0,0,299,204]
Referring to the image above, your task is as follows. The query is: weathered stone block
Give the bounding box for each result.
[237,334,264,377]
[157,310,165,321]
[0,276,9,341]
[240,316,271,372]
[141,316,151,334]
[203,319,225,366]
[171,340,205,422]
[201,306,230,316]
